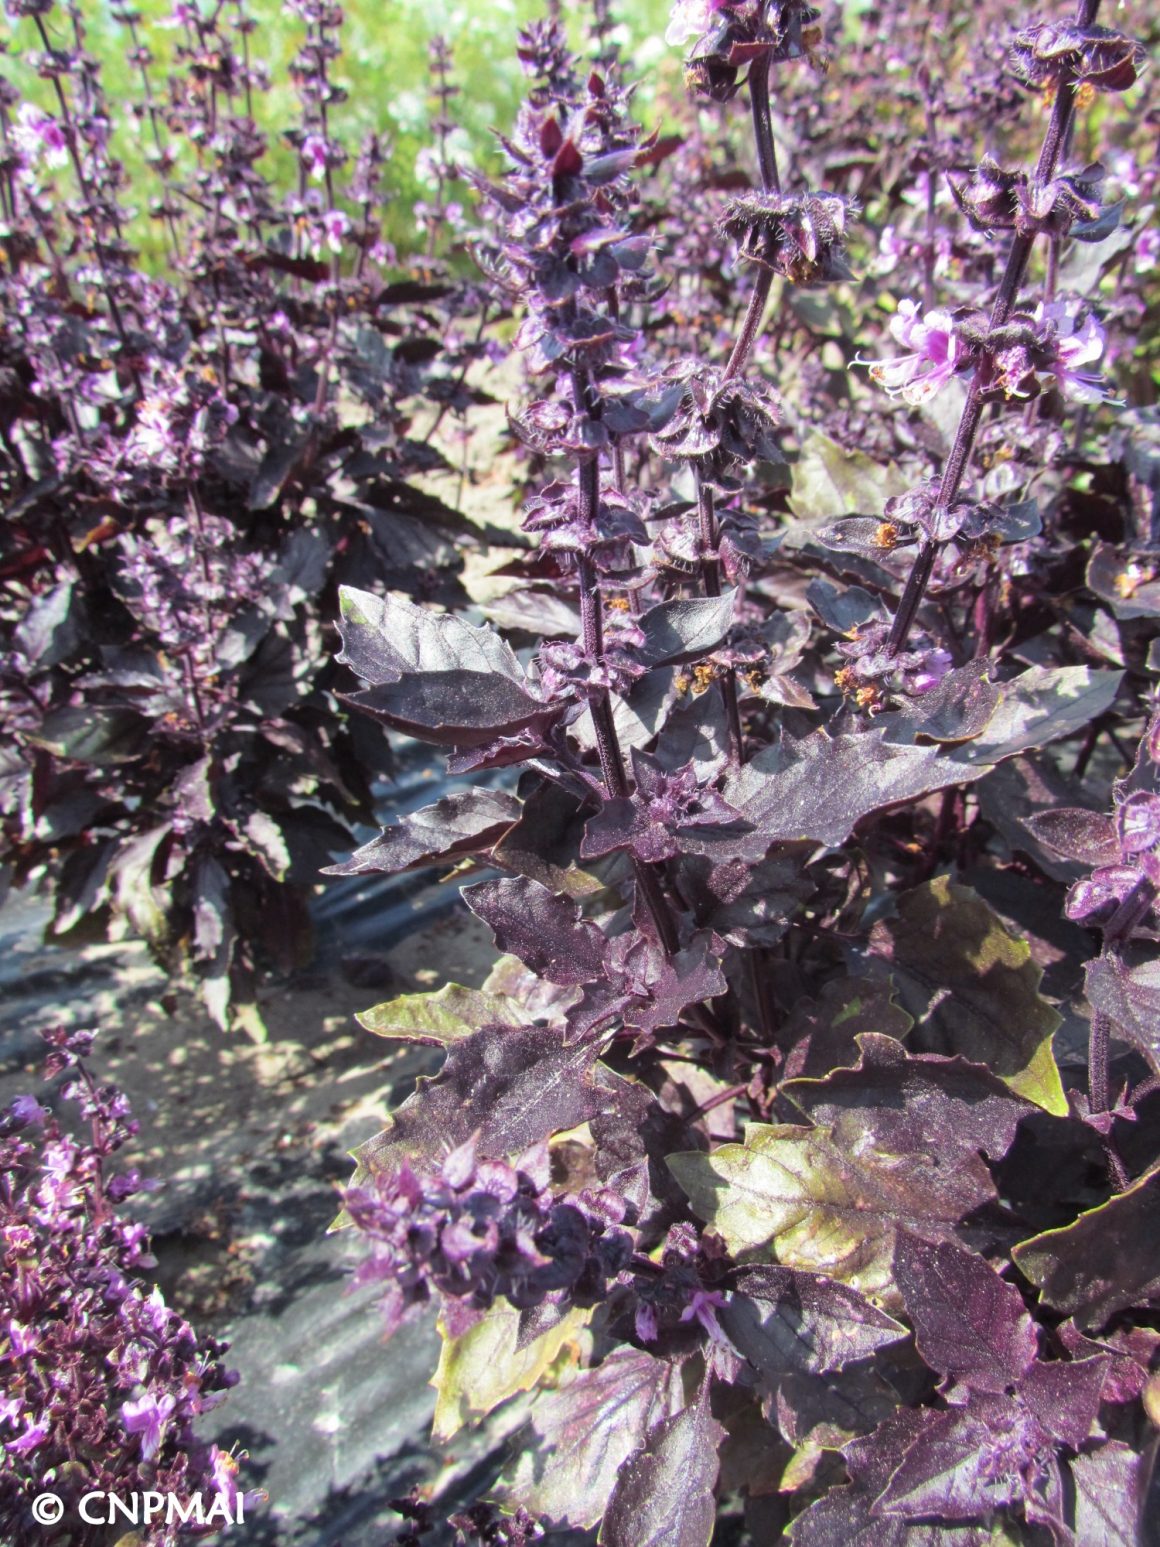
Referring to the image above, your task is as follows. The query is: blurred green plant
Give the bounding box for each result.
[1,0,677,269]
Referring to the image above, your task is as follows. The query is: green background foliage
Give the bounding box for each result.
[1,0,678,265]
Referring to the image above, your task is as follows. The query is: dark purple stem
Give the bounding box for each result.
[887,0,1101,655]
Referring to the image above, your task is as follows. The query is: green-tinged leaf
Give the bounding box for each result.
[788,430,907,526]
[499,1349,687,1529]
[1012,1163,1160,1329]
[600,1390,724,1547]
[667,1121,980,1305]
[357,983,532,1046]
[243,810,291,881]
[107,826,173,946]
[871,877,1066,1115]
[431,1301,589,1441]
[27,706,147,765]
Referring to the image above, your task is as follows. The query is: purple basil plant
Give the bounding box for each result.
[329,1,1160,1543]
[0,0,500,1034]
[1,1028,254,1546]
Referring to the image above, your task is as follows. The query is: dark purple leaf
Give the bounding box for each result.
[636,590,737,668]
[491,779,594,894]
[784,1036,1033,1213]
[780,980,912,1081]
[324,789,521,877]
[723,1266,905,1380]
[336,586,557,747]
[887,662,1000,744]
[892,1232,1038,1392]
[873,1394,1050,1521]
[718,665,1119,856]
[791,1409,995,1545]
[1057,1321,1159,1404]
[13,580,77,668]
[1085,954,1160,1073]
[617,933,728,1044]
[1012,1163,1160,1329]
[1018,1357,1109,1449]
[464,875,607,985]
[870,877,1067,1115]
[1025,807,1119,866]
[1087,543,1160,620]
[677,852,813,949]
[1070,1442,1156,1546]
[28,706,147,766]
[775,1365,899,1450]
[350,1021,623,1178]
[601,1390,725,1547]
[581,752,748,865]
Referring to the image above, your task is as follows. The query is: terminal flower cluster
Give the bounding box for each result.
[344,1138,634,1336]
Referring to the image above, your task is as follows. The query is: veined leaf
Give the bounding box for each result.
[1013,1163,1160,1329]
[431,1300,589,1441]
[668,1121,982,1306]
[600,1389,724,1547]
[336,585,558,747]
[356,983,532,1045]
[871,877,1066,1115]
[499,1349,687,1529]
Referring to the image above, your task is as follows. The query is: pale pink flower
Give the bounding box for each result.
[1037,303,1110,404]
[857,299,964,404]
[665,0,733,48]
[13,104,69,171]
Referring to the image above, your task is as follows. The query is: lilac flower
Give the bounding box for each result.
[300,132,331,181]
[8,1095,47,1127]
[679,1287,731,1346]
[1036,303,1110,404]
[12,103,69,171]
[1135,228,1160,275]
[122,1390,177,1461]
[4,1419,49,1457]
[665,0,734,48]
[321,208,351,254]
[858,300,966,404]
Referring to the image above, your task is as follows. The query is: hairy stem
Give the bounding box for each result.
[748,54,780,195]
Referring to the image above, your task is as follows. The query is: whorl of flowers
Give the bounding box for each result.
[718,189,855,283]
[1009,21,1146,94]
[857,297,1111,406]
[668,0,824,99]
[344,1137,634,1337]
[0,1028,251,1546]
[648,363,783,483]
[948,156,1113,242]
